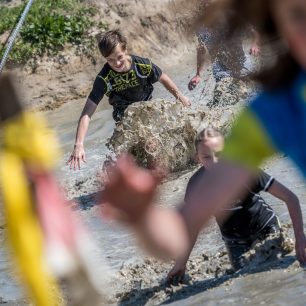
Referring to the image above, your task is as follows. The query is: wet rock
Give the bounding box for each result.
[106,99,206,172]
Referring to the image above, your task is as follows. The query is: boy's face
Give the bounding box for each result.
[197,140,218,169]
[106,44,130,72]
[273,0,306,70]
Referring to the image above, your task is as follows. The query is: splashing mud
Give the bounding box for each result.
[106,99,206,172]
[110,224,296,306]
[105,92,247,174]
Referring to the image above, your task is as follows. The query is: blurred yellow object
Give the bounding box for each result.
[0,111,62,305]
[2,111,60,169]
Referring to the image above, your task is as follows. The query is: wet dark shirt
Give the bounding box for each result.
[185,167,276,240]
[88,55,162,106]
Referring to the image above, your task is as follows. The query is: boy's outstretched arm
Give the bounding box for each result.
[159,73,191,107]
[66,98,97,170]
[267,180,306,263]
[102,155,252,260]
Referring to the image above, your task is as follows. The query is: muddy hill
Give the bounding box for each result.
[3,0,192,111]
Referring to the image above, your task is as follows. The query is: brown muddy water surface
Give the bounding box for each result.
[1,53,306,305]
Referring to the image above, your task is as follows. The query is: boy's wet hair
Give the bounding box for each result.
[195,127,224,152]
[188,0,299,90]
[97,30,127,58]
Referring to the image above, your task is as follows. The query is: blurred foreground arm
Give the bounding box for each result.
[102,155,251,260]
[67,98,97,170]
[101,156,189,259]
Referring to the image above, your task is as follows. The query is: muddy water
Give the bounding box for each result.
[0,54,203,304]
[1,50,306,305]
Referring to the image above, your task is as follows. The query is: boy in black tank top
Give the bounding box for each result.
[167,127,302,281]
[67,30,191,170]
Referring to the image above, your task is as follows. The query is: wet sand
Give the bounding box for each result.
[2,156,305,305]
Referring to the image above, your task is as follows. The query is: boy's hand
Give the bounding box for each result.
[101,155,160,224]
[66,143,86,170]
[295,232,306,264]
[188,75,201,90]
[180,96,191,107]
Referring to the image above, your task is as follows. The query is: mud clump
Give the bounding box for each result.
[242,226,294,269]
[106,99,206,173]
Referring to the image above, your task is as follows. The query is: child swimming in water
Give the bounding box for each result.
[102,0,306,264]
[168,127,302,282]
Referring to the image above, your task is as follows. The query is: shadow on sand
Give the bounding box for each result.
[70,191,101,211]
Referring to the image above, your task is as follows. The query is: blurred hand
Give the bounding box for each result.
[249,44,261,56]
[188,75,201,91]
[101,155,160,224]
[151,165,168,181]
[66,143,86,170]
[167,262,186,285]
[295,232,306,264]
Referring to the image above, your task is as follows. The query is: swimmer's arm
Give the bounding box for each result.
[159,73,191,107]
[66,98,97,169]
[267,180,306,263]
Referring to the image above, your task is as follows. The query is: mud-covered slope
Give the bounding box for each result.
[6,0,193,112]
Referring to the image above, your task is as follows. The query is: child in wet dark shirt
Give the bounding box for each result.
[167,127,301,281]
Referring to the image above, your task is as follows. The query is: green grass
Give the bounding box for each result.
[0,0,108,64]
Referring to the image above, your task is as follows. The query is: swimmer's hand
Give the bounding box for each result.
[295,232,306,264]
[167,263,186,285]
[66,143,86,170]
[188,75,201,91]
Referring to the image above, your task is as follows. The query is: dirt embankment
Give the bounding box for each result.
[5,0,193,111]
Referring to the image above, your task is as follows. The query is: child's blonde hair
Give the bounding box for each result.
[195,127,224,152]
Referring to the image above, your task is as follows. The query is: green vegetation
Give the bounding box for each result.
[0,0,108,64]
